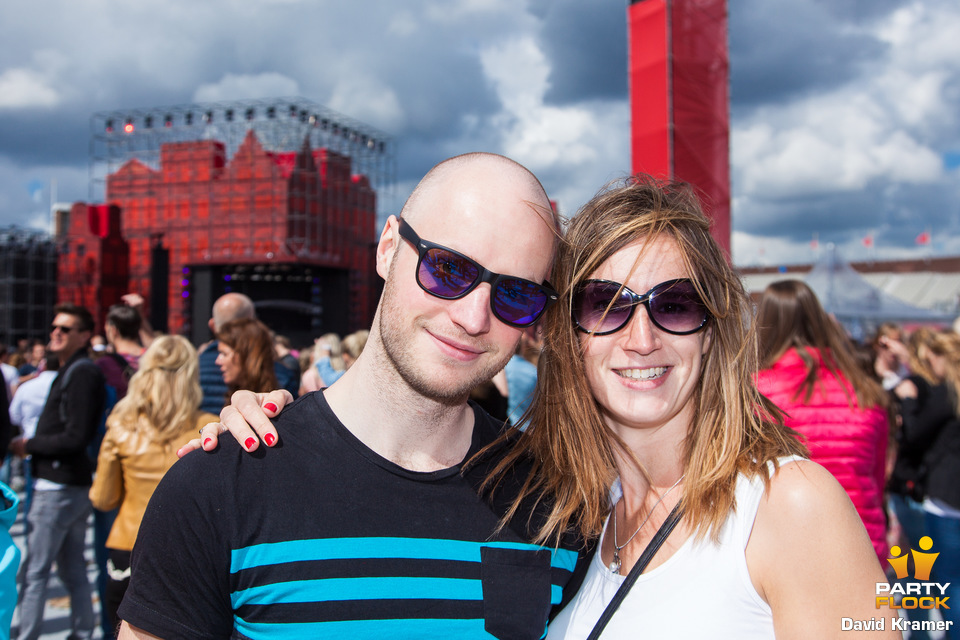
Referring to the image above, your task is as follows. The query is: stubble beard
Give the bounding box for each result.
[379,258,511,405]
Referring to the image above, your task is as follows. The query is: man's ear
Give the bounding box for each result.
[376,216,401,280]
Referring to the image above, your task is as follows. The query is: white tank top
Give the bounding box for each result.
[547,457,804,639]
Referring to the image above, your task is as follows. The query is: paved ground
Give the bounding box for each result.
[9,495,104,640]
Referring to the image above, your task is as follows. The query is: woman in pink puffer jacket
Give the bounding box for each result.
[755,280,892,562]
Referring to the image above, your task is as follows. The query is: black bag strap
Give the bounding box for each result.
[585,503,684,640]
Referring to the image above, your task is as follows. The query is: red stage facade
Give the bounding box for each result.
[59,99,392,345]
[56,203,130,329]
[628,0,731,256]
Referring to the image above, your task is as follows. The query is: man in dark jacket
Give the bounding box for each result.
[10,303,105,640]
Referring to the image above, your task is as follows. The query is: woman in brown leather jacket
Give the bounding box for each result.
[90,335,218,636]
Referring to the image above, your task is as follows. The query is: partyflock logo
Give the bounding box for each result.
[876,536,948,610]
[842,536,952,632]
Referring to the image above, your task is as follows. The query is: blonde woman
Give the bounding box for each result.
[299,333,345,394]
[90,335,218,636]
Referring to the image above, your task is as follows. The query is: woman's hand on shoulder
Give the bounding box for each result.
[747,460,899,639]
[175,389,293,458]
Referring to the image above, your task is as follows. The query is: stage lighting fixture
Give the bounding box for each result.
[185,112,194,125]
[124,119,135,133]
[245,107,255,121]
[105,119,114,133]
[266,106,276,119]
[144,116,153,129]
[203,110,213,123]
[225,109,234,122]
[164,114,173,127]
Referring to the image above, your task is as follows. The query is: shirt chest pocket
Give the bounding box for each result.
[480,546,553,640]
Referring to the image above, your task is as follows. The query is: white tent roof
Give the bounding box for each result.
[803,246,952,337]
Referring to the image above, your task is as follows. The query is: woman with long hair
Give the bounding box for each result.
[484,177,890,638]
[89,335,219,636]
[216,318,278,402]
[754,279,891,562]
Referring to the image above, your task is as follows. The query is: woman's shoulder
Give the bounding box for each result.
[762,458,840,507]
[751,458,867,556]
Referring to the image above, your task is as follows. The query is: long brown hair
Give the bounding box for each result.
[484,175,807,545]
[217,318,278,398]
[756,279,887,410]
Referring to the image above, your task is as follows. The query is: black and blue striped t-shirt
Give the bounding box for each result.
[121,392,584,640]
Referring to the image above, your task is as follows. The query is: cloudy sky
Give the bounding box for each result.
[1,0,958,266]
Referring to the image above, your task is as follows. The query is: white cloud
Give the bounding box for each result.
[0,68,59,109]
[328,76,405,133]
[193,73,301,103]
[733,2,955,208]
[478,34,629,203]
[481,37,602,166]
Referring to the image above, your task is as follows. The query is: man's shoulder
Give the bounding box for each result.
[198,342,219,362]
[62,355,105,385]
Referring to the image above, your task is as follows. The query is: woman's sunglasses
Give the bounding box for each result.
[573,278,710,336]
[398,218,558,328]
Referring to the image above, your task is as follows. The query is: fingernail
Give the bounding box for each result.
[264,433,276,446]
[263,402,278,413]
[203,438,212,448]
[244,437,256,450]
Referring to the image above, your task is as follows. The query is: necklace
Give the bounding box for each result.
[609,474,685,574]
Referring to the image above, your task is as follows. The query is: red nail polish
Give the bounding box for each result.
[263,402,278,413]
[264,433,276,446]
[203,438,212,448]
[244,437,256,450]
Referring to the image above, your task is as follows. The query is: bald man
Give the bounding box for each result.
[198,293,298,411]
[198,293,256,413]
[118,154,582,639]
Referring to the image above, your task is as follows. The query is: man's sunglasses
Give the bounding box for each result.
[573,278,710,336]
[398,218,558,328]
[50,324,74,334]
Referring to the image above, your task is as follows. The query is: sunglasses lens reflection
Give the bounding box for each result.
[648,281,708,334]
[419,248,480,298]
[574,282,634,334]
[493,278,549,326]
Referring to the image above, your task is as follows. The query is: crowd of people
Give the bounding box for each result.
[0,294,379,639]
[0,152,955,639]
